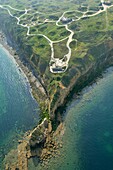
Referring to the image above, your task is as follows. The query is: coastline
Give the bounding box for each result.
[1,0,113,168]
[0,32,47,103]
[0,32,63,170]
[1,28,113,169]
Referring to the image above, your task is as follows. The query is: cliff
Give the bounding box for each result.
[1,13,113,122]
[1,2,113,169]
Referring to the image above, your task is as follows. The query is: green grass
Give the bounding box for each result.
[1,0,113,119]
[54,39,68,59]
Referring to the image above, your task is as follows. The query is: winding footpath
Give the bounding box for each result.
[0,1,113,73]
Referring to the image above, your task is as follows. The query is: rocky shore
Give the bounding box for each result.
[1,27,113,169]
[4,119,65,170]
[4,118,50,170]
[0,32,65,170]
[0,32,46,97]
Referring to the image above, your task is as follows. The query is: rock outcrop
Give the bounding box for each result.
[4,118,52,170]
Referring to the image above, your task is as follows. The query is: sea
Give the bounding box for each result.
[29,67,113,170]
[0,45,39,168]
[45,67,113,170]
[1,44,113,170]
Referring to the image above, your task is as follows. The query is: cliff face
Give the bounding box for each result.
[2,31,113,168]
[1,3,113,170]
[1,13,113,123]
[52,41,113,116]
[0,14,50,120]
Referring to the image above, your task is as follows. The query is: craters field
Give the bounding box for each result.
[1,0,113,169]
[0,0,113,121]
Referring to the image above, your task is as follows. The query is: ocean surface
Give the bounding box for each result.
[30,67,113,170]
[0,45,39,167]
[1,43,113,170]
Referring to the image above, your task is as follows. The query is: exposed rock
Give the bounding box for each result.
[29,118,49,147]
[4,118,51,170]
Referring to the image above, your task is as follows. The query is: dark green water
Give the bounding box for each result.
[1,43,113,170]
[0,45,39,167]
[58,67,113,170]
[31,67,113,170]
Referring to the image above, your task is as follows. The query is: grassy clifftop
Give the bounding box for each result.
[1,1,113,169]
[1,0,113,122]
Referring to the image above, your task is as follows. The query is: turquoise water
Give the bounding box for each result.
[33,67,113,170]
[58,67,113,170]
[0,45,39,167]
[1,42,113,170]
